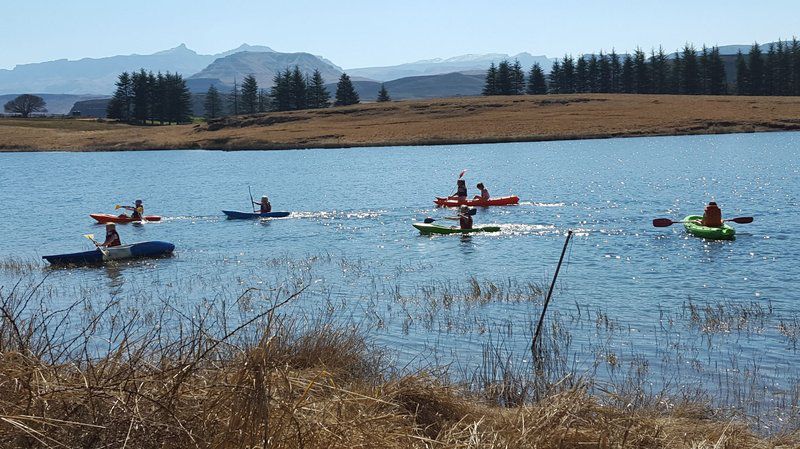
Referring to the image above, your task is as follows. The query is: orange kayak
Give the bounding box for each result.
[90,213,162,223]
[434,195,519,207]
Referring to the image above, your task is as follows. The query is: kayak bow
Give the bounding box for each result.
[434,195,519,207]
[90,213,161,224]
[682,215,736,240]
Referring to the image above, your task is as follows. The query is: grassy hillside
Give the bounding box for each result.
[2,94,800,151]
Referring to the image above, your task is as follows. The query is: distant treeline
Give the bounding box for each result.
[205,68,389,119]
[484,39,800,97]
[107,70,192,124]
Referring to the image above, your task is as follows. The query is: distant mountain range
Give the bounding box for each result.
[0,43,274,95]
[347,52,554,81]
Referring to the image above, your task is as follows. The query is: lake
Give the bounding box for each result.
[1,132,798,428]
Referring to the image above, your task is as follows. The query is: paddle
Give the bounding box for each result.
[248,186,257,213]
[447,169,468,197]
[652,217,754,227]
[114,203,147,222]
[84,234,109,256]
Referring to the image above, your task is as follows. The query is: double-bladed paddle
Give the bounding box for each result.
[114,204,147,222]
[84,234,109,256]
[652,217,754,227]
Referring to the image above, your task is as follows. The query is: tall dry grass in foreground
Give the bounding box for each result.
[0,279,796,448]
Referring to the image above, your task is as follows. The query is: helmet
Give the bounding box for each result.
[135,199,142,204]
[261,196,269,201]
[460,205,470,213]
[106,222,116,228]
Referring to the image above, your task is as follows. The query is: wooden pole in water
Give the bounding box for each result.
[531,230,573,358]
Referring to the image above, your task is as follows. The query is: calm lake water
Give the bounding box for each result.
[1,132,799,426]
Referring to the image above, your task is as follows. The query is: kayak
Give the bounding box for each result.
[434,195,519,207]
[43,241,175,265]
[683,215,735,240]
[413,223,501,235]
[222,210,291,219]
[90,213,161,224]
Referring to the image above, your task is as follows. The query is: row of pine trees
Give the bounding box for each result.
[485,40,800,97]
[205,68,391,119]
[107,70,193,124]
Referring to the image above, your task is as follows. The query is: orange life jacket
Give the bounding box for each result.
[702,203,723,227]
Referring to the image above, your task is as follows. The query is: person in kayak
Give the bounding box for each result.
[445,206,473,230]
[120,200,144,220]
[253,196,272,213]
[101,223,122,247]
[700,201,723,227]
[452,179,468,199]
[473,183,490,201]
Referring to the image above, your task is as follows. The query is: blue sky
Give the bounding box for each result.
[2,0,798,69]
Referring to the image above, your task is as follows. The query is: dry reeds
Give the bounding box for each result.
[0,276,792,448]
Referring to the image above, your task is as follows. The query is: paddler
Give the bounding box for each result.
[700,201,723,227]
[120,199,144,220]
[253,195,272,213]
[473,183,490,201]
[445,205,473,230]
[453,179,468,199]
[100,223,122,247]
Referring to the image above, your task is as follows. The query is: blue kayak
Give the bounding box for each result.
[222,210,291,219]
[43,241,175,265]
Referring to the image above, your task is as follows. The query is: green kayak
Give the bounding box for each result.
[413,223,501,235]
[683,215,735,240]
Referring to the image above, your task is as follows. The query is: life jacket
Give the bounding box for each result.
[106,231,121,247]
[260,202,271,213]
[460,213,473,230]
[702,203,723,227]
[132,205,143,220]
[456,184,467,197]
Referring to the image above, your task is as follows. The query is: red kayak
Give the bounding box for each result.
[90,213,162,224]
[434,195,520,207]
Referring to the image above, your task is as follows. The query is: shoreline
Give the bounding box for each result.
[2,94,800,152]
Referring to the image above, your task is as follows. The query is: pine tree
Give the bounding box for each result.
[376,84,391,102]
[228,78,240,115]
[290,66,308,110]
[620,55,634,93]
[482,63,498,95]
[775,40,790,95]
[575,56,588,93]
[791,38,800,96]
[271,69,292,111]
[587,55,599,93]
[526,63,547,94]
[632,48,649,93]
[334,73,359,106]
[670,50,683,94]
[708,47,727,95]
[151,72,165,124]
[548,60,563,94]
[107,72,133,121]
[597,51,612,93]
[764,43,776,95]
[131,69,150,124]
[511,59,526,95]
[699,45,711,94]
[307,69,331,108]
[735,51,749,95]
[240,74,259,114]
[561,55,575,93]
[680,44,700,94]
[650,47,669,94]
[747,43,764,95]
[497,60,513,95]
[609,49,622,93]
[204,85,222,119]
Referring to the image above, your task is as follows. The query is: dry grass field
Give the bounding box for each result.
[2,94,800,152]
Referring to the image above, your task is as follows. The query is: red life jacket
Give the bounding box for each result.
[702,203,723,227]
